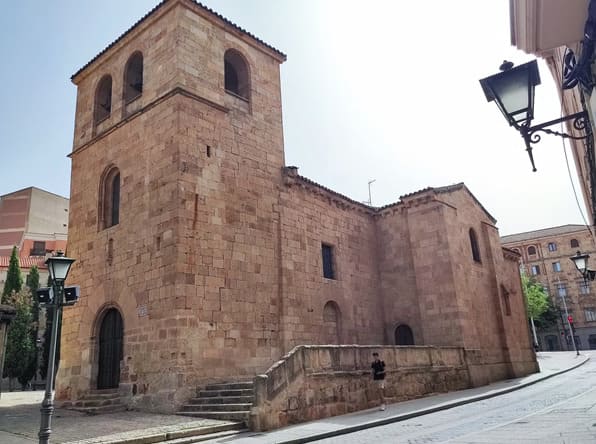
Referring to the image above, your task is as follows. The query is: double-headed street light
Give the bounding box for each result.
[38,251,76,444]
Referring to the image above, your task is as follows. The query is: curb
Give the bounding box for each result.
[277,355,590,444]
[64,422,244,444]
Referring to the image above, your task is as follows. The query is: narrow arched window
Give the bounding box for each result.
[469,228,481,263]
[100,166,121,229]
[110,173,120,226]
[123,52,143,103]
[94,75,112,124]
[571,239,580,248]
[224,49,250,99]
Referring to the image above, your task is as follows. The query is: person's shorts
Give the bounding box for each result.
[374,379,385,389]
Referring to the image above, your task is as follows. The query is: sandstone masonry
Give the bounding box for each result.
[57,0,537,415]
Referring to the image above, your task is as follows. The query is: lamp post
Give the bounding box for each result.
[556,276,579,357]
[38,251,75,444]
[567,250,596,356]
[479,60,592,172]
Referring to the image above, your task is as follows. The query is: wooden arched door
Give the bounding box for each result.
[97,308,123,389]
[395,324,414,345]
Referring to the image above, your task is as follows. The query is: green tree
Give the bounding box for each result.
[534,298,559,330]
[26,265,40,294]
[2,246,23,303]
[521,274,549,319]
[521,273,550,349]
[26,265,41,382]
[3,289,36,389]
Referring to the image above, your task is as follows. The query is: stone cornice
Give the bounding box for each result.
[69,86,229,157]
[282,167,375,216]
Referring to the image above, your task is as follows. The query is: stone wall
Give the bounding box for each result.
[251,345,470,431]
[60,0,287,412]
[438,189,537,383]
[279,172,383,350]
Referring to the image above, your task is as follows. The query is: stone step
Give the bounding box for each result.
[181,403,252,412]
[188,395,254,405]
[86,388,119,395]
[73,398,122,408]
[176,411,250,422]
[197,388,254,398]
[204,381,253,391]
[75,403,127,415]
[79,392,122,401]
[153,428,247,444]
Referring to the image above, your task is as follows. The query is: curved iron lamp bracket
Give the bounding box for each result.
[518,111,592,171]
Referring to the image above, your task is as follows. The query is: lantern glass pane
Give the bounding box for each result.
[46,256,75,282]
[490,69,531,124]
[51,261,71,280]
[573,256,587,272]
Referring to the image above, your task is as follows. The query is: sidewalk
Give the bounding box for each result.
[0,352,588,444]
[230,351,590,444]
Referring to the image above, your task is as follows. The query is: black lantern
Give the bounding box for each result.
[570,250,596,282]
[480,60,540,129]
[45,251,75,284]
[480,60,591,172]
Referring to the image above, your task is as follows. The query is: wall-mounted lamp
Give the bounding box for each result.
[570,250,596,282]
[479,60,592,172]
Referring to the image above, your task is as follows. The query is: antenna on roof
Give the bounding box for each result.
[365,179,376,206]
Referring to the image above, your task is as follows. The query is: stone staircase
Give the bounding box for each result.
[177,381,254,424]
[61,388,126,414]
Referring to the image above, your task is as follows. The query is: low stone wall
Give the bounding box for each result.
[250,345,470,431]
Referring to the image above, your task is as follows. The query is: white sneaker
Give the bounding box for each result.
[380,404,385,411]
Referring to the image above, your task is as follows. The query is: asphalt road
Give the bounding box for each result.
[315,352,596,443]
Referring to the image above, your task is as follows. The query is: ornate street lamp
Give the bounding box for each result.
[38,251,76,444]
[479,60,592,172]
[570,250,596,282]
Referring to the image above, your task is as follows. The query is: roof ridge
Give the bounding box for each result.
[501,224,591,241]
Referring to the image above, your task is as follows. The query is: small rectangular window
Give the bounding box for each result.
[552,262,561,272]
[548,242,557,252]
[585,308,596,322]
[30,241,46,256]
[580,280,590,295]
[557,284,567,297]
[321,243,335,279]
[531,265,540,275]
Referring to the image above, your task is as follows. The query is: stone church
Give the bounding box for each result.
[57,0,537,414]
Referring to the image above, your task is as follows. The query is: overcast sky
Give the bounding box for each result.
[0,0,590,236]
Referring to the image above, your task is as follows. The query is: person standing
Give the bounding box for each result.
[371,351,386,411]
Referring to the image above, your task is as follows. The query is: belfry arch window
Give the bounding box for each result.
[94,75,112,124]
[123,52,143,103]
[224,49,250,99]
[100,166,121,229]
[469,228,481,263]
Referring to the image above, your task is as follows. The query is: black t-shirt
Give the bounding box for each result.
[371,360,385,380]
